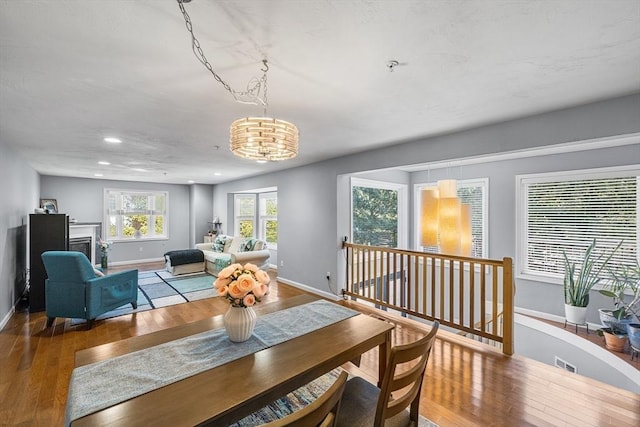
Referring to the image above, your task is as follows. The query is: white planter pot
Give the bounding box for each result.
[564,304,587,325]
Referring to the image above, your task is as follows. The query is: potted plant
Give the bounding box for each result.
[597,327,629,352]
[562,239,620,325]
[599,259,640,351]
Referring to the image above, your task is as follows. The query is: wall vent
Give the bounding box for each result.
[555,356,577,373]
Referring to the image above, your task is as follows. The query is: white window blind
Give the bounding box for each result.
[457,182,486,258]
[521,169,639,278]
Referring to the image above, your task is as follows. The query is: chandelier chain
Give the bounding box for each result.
[177,0,267,105]
[263,60,268,116]
[176,0,298,162]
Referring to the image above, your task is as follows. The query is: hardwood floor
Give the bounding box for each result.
[1,262,638,426]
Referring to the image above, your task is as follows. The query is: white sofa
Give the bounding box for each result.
[194,235,270,276]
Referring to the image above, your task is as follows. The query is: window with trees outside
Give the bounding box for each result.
[235,194,255,239]
[415,179,488,258]
[517,166,639,281]
[259,192,278,248]
[104,189,168,241]
[351,178,407,248]
[234,192,277,248]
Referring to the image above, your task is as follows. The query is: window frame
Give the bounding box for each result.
[103,189,169,242]
[234,194,256,239]
[516,165,640,283]
[350,177,408,248]
[413,178,489,257]
[234,192,278,248]
[259,192,278,250]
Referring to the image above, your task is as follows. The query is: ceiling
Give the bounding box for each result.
[1,0,639,185]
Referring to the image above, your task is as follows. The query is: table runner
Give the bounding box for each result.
[65,300,358,425]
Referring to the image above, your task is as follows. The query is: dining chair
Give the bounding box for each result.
[336,321,440,427]
[264,370,348,427]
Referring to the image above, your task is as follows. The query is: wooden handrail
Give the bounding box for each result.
[342,242,514,355]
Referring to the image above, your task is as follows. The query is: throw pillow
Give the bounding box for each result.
[242,238,257,252]
[93,268,104,277]
[212,235,227,253]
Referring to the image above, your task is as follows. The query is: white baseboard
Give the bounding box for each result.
[276,276,341,301]
[0,305,16,332]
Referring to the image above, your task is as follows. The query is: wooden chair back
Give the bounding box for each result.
[265,370,349,427]
[375,321,439,426]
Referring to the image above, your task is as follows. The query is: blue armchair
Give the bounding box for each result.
[41,251,138,329]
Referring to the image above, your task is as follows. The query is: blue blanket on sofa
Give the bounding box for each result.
[164,249,204,266]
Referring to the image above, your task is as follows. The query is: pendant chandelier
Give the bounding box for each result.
[420,179,472,256]
[228,61,299,162]
[177,0,299,162]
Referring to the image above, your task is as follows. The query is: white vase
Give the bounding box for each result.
[223,305,256,342]
[564,304,587,325]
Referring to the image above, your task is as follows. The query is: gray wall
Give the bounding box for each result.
[515,315,640,393]
[40,176,194,263]
[0,142,39,327]
[214,94,640,308]
[190,184,214,248]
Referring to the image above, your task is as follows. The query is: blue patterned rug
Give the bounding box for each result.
[70,270,216,324]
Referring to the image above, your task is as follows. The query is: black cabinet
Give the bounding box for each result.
[29,214,68,312]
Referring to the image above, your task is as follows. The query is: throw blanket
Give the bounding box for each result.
[163,249,204,266]
[65,300,359,425]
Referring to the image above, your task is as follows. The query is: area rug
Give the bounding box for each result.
[231,369,439,426]
[70,270,216,324]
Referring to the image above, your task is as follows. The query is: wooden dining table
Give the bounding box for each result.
[70,294,394,426]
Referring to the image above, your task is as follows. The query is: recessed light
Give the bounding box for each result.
[214,172,221,176]
[94,173,103,177]
[104,137,122,144]
[132,168,147,172]
[98,161,110,165]
[256,160,267,164]
[188,180,195,184]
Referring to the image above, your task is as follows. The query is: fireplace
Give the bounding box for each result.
[69,223,100,265]
[69,236,92,261]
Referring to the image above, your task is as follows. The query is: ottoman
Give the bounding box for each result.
[164,249,206,276]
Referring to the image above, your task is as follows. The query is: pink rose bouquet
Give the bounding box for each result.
[213,263,271,308]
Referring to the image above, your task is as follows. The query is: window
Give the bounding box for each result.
[351,178,407,248]
[415,179,488,257]
[517,166,639,281]
[234,192,278,247]
[104,189,168,241]
[234,194,256,239]
[259,192,278,248]
[457,181,487,258]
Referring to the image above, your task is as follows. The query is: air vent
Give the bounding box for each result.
[554,356,577,373]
